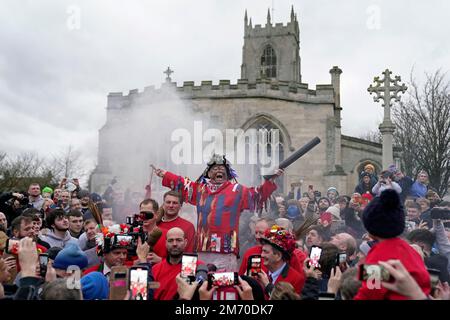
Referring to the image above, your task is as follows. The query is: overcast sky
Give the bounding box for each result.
[1,0,449,174]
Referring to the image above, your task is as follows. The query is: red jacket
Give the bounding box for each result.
[263,263,304,299]
[239,245,306,278]
[354,237,431,300]
[162,171,277,255]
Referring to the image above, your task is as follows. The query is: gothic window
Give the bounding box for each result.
[260,45,277,78]
[245,118,284,192]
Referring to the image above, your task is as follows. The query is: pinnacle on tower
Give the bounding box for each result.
[244,9,248,26]
[249,17,252,28]
[267,8,271,25]
[290,5,295,21]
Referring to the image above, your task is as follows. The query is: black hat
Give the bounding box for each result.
[362,189,405,238]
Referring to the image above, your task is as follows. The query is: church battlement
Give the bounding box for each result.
[106,78,334,110]
[244,7,299,39]
[246,21,298,38]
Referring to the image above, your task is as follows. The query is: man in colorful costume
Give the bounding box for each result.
[153,154,283,271]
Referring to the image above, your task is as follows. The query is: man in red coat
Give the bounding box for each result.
[354,189,431,300]
[83,224,131,278]
[152,227,202,300]
[154,154,283,271]
[255,225,305,297]
[239,218,305,276]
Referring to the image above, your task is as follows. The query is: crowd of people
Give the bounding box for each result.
[0,157,449,301]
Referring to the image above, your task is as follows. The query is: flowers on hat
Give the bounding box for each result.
[96,224,130,255]
[260,225,296,256]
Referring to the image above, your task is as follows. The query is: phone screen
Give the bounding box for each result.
[39,254,49,277]
[336,253,347,272]
[115,235,133,245]
[129,268,149,300]
[209,272,237,287]
[181,254,198,278]
[309,246,322,268]
[7,239,20,255]
[248,256,262,276]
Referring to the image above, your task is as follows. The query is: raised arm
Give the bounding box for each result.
[154,167,199,206]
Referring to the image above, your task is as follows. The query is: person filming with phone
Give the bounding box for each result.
[371,170,402,197]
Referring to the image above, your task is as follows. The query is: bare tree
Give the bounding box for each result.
[393,70,450,197]
[0,152,56,191]
[50,145,87,182]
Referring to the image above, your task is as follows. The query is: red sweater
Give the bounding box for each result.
[153,258,203,300]
[354,237,431,300]
[152,216,196,259]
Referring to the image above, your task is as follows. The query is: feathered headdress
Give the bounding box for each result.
[196,154,238,183]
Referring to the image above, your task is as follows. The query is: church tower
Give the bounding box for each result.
[241,6,301,83]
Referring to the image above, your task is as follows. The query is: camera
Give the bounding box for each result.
[5,193,29,207]
[430,207,450,220]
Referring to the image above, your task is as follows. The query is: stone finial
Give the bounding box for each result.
[330,66,343,75]
[164,66,174,82]
[267,8,271,25]
[290,5,295,21]
[244,9,248,26]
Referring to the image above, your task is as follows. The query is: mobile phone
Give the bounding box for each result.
[336,252,347,272]
[5,238,20,255]
[247,255,262,276]
[39,253,49,278]
[109,266,129,300]
[308,245,322,268]
[128,266,149,300]
[358,264,391,282]
[181,254,198,282]
[427,268,440,289]
[208,272,239,288]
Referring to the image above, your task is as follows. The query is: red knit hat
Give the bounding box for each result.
[260,225,296,257]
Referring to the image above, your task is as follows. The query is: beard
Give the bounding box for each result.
[168,249,183,258]
[54,224,69,232]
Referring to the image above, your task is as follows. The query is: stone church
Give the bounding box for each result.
[90,7,401,198]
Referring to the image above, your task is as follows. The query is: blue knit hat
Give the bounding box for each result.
[81,272,109,300]
[53,243,88,270]
[287,205,301,219]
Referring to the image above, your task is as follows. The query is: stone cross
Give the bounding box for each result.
[164,67,174,82]
[368,69,407,169]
